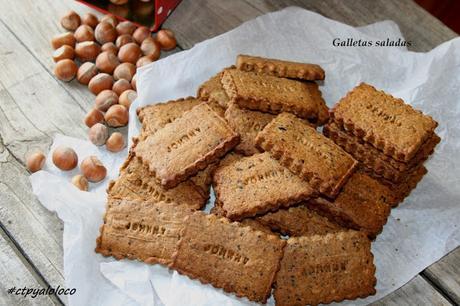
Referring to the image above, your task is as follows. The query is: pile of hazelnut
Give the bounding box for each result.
[51,10,176,150]
[27,10,177,191]
[27,147,107,191]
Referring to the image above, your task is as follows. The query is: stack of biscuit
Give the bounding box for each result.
[95,54,439,306]
[323,83,440,205]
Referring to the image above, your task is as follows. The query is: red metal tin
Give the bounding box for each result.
[76,0,182,32]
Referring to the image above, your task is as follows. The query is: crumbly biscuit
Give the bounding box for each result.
[171,212,286,303]
[307,172,392,238]
[96,198,193,265]
[213,152,316,220]
[222,69,321,122]
[137,97,201,140]
[256,113,357,198]
[324,121,440,182]
[236,54,325,81]
[255,204,343,236]
[331,83,438,162]
[274,231,376,306]
[134,103,239,189]
[107,149,206,210]
[224,103,275,156]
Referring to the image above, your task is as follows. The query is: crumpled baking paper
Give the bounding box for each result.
[30,7,460,306]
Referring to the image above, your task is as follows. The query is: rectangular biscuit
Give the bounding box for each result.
[224,103,275,156]
[137,97,202,140]
[213,152,316,220]
[134,103,239,189]
[171,212,286,303]
[107,149,206,210]
[255,204,343,237]
[274,231,376,306]
[256,113,358,198]
[331,83,438,162]
[96,198,193,265]
[324,121,440,182]
[307,172,392,238]
[236,54,325,81]
[197,67,235,109]
[222,69,321,122]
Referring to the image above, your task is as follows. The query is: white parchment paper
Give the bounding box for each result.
[30,7,460,306]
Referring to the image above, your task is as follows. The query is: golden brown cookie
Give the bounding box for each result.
[213,152,316,220]
[255,204,343,236]
[331,83,438,162]
[221,69,322,122]
[134,103,239,189]
[236,54,325,81]
[274,231,376,306]
[256,113,357,198]
[307,172,392,238]
[107,148,206,210]
[171,212,286,303]
[137,97,201,140]
[96,198,193,265]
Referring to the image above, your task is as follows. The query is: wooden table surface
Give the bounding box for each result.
[0,0,458,305]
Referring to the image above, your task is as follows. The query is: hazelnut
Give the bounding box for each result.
[110,0,129,5]
[51,32,76,49]
[81,156,107,182]
[77,62,98,85]
[101,42,118,55]
[136,56,153,68]
[88,123,109,146]
[81,13,98,28]
[116,21,136,35]
[84,108,105,127]
[88,73,114,95]
[106,132,125,152]
[26,151,46,173]
[95,51,119,74]
[74,25,95,42]
[52,45,74,62]
[112,79,132,96]
[115,34,134,48]
[71,174,88,191]
[140,37,160,60]
[132,26,150,44]
[95,90,118,112]
[75,41,101,62]
[95,21,117,44]
[155,29,176,50]
[131,74,137,91]
[119,89,137,109]
[60,10,81,31]
[100,14,118,27]
[105,104,129,127]
[113,62,136,81]
[52,146,78,171]
[54,59,78,82]
[108,4,129,18]
[118,43,141,64]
